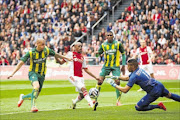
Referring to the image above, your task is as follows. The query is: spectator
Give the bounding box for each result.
[171,44,179,55]
[107,0,113,11]
[152,10,161,21]
[86,16,96,34]
[158,34,166,46]
[174,20,180,31]
[74,27,83,37]
[118,12,126,21]
[0,57,10,66]
[159,25,167,35]
[107,23,113,32]
[80,23,87,33]
[170,15,178,25]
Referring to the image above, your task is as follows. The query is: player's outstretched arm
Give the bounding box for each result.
[119,76,129,81]
[84,68,100,81]
[110,76,129,81]
[7,61,24,79]
[106,78,131,93]
[55,56,66,65]
[55,53,72,61]
[115,85,131,93]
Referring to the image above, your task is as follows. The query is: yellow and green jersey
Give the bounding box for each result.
[98,40,125,67]
[20,46,55,76]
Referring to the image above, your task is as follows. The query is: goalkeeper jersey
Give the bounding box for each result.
[20,46,55,76]
[98,40,125,67]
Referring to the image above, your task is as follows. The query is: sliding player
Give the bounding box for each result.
[107,59,180,111]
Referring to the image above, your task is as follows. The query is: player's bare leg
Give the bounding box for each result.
[81,88,93,107]
[81,87,98,111]
[31,81,40,113]
[72,93,84,109]
[18,83,40,109]
[115,79,122,106]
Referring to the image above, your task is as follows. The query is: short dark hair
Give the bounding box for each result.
[128,59,138,68]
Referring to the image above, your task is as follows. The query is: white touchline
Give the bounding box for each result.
[0,100,175,116]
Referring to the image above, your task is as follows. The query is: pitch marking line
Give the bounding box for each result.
[0,100,176,115]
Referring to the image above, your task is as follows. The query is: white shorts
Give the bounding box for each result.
[140,64,154,74]
[68,76,85,93]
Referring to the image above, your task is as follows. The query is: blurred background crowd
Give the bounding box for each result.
[0,0,179,65]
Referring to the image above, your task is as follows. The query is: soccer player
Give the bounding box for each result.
[133,39,154,92]
[96,31,126,106]
[7,38,71,112]
[133,39,154,78]
[106,59,180,111]
[55,42,99,111]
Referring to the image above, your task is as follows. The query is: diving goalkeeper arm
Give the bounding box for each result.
[106,78,131,93]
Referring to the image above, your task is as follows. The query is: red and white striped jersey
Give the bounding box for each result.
[66,52,87,77]
[136,46,152,65]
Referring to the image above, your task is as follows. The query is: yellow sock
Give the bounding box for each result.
[95,84,101,101]
[96,84,101,92]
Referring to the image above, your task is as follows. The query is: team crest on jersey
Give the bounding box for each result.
[73,57,83,63]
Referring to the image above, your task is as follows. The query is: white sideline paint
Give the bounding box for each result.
[0,100,175,116]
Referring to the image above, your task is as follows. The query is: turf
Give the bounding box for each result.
[0,80,180,120]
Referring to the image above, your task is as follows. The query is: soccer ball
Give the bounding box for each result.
[89,88,99,99]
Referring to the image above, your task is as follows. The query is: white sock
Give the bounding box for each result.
[73,95,83,104]
[83,91,93,107]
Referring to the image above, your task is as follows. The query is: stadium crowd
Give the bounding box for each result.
[86,0,180,65]
[0,0,115,65]
[0,0,180,65]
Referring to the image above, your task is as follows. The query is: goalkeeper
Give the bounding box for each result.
[95,31,126,106]
[106,59,180,111]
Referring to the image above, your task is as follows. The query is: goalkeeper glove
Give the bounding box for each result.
[111,76,119,80]
[106,78,117,88]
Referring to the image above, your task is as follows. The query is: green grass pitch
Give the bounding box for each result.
[0,80,179,120]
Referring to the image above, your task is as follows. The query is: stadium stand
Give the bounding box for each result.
[88,0,180,65]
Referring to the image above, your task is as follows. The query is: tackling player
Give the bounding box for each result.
[55,42,99,111]
[7,38,71,112]
[107,59,180,111]
[96,31,126,106]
